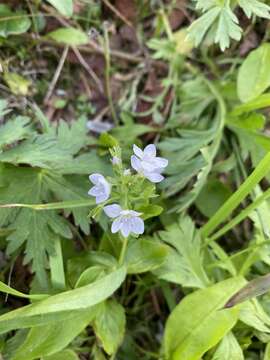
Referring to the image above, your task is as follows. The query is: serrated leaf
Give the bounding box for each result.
[0,135,70,169]
[187,6,220,46]
[0,116,33,149]
[0,166,90,285]
[154,216,209,288]
[159,127,216,198]
[46,0,73,17]
[47,27,88,46]
[214,4,242,51]
[239,0,270,19]
[56,116,89,155]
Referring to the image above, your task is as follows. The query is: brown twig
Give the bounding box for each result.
[23,34,168,70]
[101,0,133,28]
[72,46,103,92]
[44,46,69,104]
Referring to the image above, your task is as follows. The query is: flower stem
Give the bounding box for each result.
[119,235,128,265]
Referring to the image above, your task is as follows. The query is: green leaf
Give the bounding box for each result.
[46,0,73,17]
[47,27,88,46]
[0,116,33,149]
[126,238,168,274]
[67,252,117,288]
[164,277,246,360]
[239,0,270,19]
[0,165,93,285]
[44,350,78,360]
[231,93,270,116]
[214,3,242,51]
[0,280,48,300]
[264,342,270,360]
[154,216,209,288]
[0,266,126,334]
[212,332,244,360]
[159,127,216,197]
[0,5,31,37]
[75,265,106,288]
[3,72,31,96]
[187,7,220,46]
[0,135,70,169]
[228,112,270,167]
[239,300,270,333]
[237,43,270,102]
[94,299,126,355]
[196,178,232,218]
[12,310,95,360]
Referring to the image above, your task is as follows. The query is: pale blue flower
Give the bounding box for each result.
[112,156,121,165]
[88,173,111,204]
[104,204,144,237]
[131,144,168,183]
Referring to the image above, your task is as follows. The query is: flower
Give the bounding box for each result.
[88,173,111,204]
[104,204,144,237]
[87,120,114,134]
[111,156,121,165]
[131,144,168,183]
[123,169,131,176]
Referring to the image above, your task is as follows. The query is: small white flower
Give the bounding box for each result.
[88,173,111,204]
[104,204,144,237]
[111,156,121,165]
[123,169,131,176]
[131,144,168,183]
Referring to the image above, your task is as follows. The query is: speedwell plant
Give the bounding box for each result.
[88,144,168,264]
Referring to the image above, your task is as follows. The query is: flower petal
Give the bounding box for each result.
[145,172,164,183]
[130,217,144,235]
[154,157,168,168]
[133,144,144,159]
[100,178,111,197]
[144,144,156,158]
[131,155,142,172]
[88,186,100,197]
[104,204,122,218]
[96,193,109,204]
[121,219,131,237]
[141,160,158,172]
[111,218,122,233]
[89,173,104,184]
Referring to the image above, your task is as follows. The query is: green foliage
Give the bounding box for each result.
[11,311,95,360]
[212,332,244,360]
[47,27,89,46]
[0,266,126,334]
[0,5,31,37]
[164,277,246,359]
[154,216,209,288]
[93,300,126,355]
[46,0,73,17]
[188,0,270,50]
[2,1,270,358]
[237,43,270,102]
